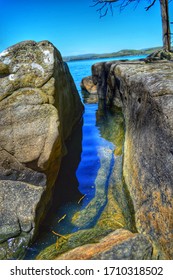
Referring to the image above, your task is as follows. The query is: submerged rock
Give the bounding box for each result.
[0,40,84,259]
[19,55,173,260]
[54,229,152,260]
[36,108,138,260]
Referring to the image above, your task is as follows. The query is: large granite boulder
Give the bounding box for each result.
[92,60,173,259]
[0,40,84,259]
[115,61,173,259]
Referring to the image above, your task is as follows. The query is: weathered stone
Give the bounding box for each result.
[54,229,152,260]
[80,76,98,104]
[92,60,173,259]
[0,40,84,259]
[92,62,109,100]
[0,180,43,258]
[113,61,173,259]
[81,75,97,94]
[92,60,128,107]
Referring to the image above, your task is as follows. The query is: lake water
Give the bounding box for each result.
[25,54,147,259]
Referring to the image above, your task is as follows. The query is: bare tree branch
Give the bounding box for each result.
[96,2,107,17]
[145,0,157,11]
[91,0,161,16]
[90,1,104,8]
[110,2,114,15]
[91,0,119,17]
[91,0,172,50]
[100,7,109,17]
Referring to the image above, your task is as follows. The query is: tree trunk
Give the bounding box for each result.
[159,0,171,51]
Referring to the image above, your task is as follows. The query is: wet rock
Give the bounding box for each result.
[0,40,84,259]
[36,107,138,260]
[72,146,114,228]
[54,229,152,260]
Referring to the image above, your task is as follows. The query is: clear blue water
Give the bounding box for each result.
[25,54,147,259]
[68,55,147,94]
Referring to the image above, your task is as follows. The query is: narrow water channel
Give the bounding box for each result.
[25,103,115,259]
[25,56,145,259]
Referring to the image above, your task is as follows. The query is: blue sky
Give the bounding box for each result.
[0,0,172,56]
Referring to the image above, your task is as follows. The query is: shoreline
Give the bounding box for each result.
[63,47,161,62]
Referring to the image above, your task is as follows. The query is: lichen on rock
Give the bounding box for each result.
[0,40,84,259]
[91,59,173,260]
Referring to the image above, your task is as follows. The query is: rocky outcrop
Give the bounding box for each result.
[80,76,98,104]
[0,40,84,259]
[92,60,127,108]
[81,76,97,94]
[92,60,173,259]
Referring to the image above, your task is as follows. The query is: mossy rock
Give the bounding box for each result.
[36,226,114,260]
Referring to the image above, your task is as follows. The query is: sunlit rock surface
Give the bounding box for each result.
[92,60,173,259]
[36,60,173,260]
[0,40,84,259]
[81,75,97,94]
[115,61,173,259]
[80,76,98,104]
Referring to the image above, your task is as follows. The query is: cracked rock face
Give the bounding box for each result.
[0,40,83,259]
[92,60,173,259]
[113,62,173,259]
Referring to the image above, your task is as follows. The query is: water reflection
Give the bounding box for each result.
[96,100,125,156]
[81,89,98,104]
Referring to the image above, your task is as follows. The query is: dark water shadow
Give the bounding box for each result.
[24,119,83,259]
[51,120,83,211]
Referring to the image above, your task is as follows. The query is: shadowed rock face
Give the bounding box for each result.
[0,40,84,259]
[92,60,173,259]
[115,62,173,259]
[92,60,128,108]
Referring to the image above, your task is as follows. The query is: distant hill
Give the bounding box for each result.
[63,47,161,62]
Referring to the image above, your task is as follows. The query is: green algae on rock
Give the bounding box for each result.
[36,106,138,260]
[39,229,152,260]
